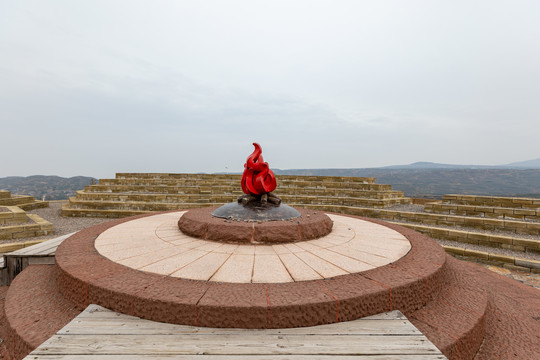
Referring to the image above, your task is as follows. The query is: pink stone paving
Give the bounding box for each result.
[94,212,412,283]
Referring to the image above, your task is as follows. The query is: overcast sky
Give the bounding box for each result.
[1,1,539,178]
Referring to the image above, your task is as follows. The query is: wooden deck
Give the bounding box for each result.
[7,232,73,258]
[25,305,446,359]
[1,233,73,285]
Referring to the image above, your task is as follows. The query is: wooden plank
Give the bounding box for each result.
[31,334,441,355]
[28,257,55,265]
[27,355,448,359]
[8,233,73,256]
[75,305,408,321]
[27,305,446,359]
[58,318,420,335]
[11,238,63,255]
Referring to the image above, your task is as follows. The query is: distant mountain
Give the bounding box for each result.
[503,158,540,168]
[381,162,493,170]
[274,168,540,198]
[378,158,540,170]
[0,175,96,200]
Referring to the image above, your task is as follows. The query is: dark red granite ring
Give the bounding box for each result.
[55,210,448,329]
[178,207,334,244]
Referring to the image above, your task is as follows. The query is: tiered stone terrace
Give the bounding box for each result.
[425,194,540,221]
[0,191,52,241]
[0,190,48,211]
[62,173,411,217]
[0,207,53,241]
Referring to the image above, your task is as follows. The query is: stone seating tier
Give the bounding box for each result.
[97,179,390,190]
[76,187,404,202]
[425,202,540,221]
[65,196,411,212]
[0,195,36,206]
[424,194,540,222]
[0,193,52,240]
[62,173,411,218]
[0,191,49,211]
[0,213,53,240]
[84,184,402,198]
[0,206,27,225]
[442,194,540,208]
[114,172,377,184]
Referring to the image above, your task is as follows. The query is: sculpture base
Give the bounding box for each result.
[212,201,300,222]
[178,205,333,244]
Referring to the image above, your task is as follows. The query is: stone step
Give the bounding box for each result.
[442,245,540,272]
[0,213,53,240]
[114,172,377,184]
[99,178,391,190]
[425,202,540,221]
[0,195,35,206]
[408,255,488,360]
[64,198,203,212]
[17,200,49,211]
[388,222,540,254]
[64,195,411,213]
[84,184,404,199]
[0,206,27,225]
[61,204,151,218]
[443,194,540,209]
[3,265,80,359]
[75,190,406,204]
[74,192,237,204]
[0,190,10,199]
[300,204,540,237]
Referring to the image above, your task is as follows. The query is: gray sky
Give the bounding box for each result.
[1,0,539,178]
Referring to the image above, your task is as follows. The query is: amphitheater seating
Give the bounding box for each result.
[0,191,52,241]
[0,190,49,211]
[0,206,53,241]
[425,194,540,221]
[61,173,411,217]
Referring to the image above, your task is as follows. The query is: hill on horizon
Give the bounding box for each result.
[274,168,540,198]
[0,175,96,201]
[378,158,540,170]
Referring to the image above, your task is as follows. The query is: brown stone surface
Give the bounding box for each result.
[408,259,488,360]
[55,210,445,331]
[178,206,333,244]
[0,286,10,359]
[3,265,79,360]
[197,283,268,328]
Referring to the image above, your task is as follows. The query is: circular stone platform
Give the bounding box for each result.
[179,207,333,244]
[55,210,447,329]
[97,210,408,282]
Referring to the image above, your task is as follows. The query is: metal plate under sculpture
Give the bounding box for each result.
[211,202,301,222]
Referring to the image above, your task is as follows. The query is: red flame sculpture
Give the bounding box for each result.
[241,143,277,195]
